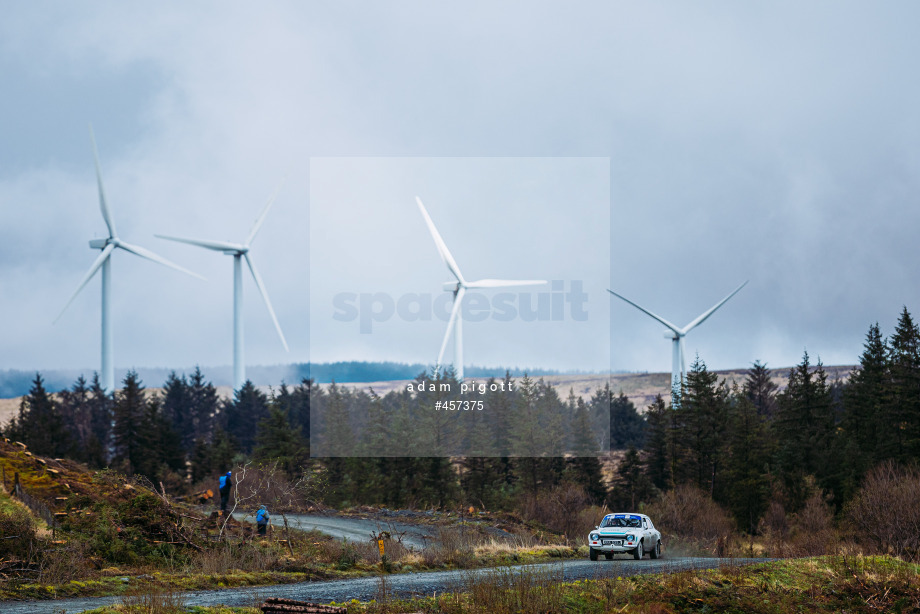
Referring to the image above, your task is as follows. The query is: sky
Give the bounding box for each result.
[1,2,919,382]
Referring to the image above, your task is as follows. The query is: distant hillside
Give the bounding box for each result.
[0,361,587,399]
[322,364,857,411]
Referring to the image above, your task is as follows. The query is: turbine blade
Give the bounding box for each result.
[680,280,749,334]
[415,197,465,285]
[89,125,117,239]
[155,234,244,252]
[466,279,548,288]
[117,241,206,280]
[607,289,681,334]
[54,243,115,323]
[436,286,466,371]
[244,253,289,351]
[246,179,285,246]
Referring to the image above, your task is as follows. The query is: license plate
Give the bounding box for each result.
[602,539,622,546]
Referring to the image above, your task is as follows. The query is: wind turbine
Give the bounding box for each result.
[607,281,748,392]
[55,127,204,394]
[155,185,289,390]
[416,196,546,381]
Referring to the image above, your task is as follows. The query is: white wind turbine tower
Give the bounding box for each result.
[416,196,547,381]
[55,127,204,394]
[156,185,289,390]
[607,281,748,392]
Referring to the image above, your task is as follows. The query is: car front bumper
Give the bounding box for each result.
[588,538,639,552]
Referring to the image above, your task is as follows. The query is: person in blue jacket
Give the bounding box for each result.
[256,505,270,536]
[218,470,232,513]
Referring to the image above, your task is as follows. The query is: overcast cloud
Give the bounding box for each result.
[1,2,919,382]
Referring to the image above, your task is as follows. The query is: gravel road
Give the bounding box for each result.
[2,557,772,614]
[232,513,437,550]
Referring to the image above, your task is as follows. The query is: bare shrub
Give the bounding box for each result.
[644,484,734,555]
[0,501,38,560]
[191,546,235,575]
[38,541,92,584]
[189,543,281,574]
[846,461,920,560]
[518,484,593,543]
[463,567,568,614]
[423,527,477,568]
[759,500,795,557]
[759,500,789,538]
[646,484,735,541]
[235,543,283,572]
[120,586,186,613]
[789,494,836,556]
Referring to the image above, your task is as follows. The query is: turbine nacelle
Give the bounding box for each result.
[608,281,748,391]
[57,125,204,393]
[155,180,289,390]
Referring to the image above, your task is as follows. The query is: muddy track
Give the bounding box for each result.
[3,557,773,613]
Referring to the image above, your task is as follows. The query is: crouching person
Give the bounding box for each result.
[256,505,270,537]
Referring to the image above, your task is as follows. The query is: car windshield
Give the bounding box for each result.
[600,515,642,529]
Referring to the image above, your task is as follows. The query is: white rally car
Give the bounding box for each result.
[588,513,662,561]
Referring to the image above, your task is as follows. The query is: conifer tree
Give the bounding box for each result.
[841,323,888,487]
[86,373,113,465]
[509,375,547,497]
[187,367,218,447]
[643,394,671,490]
[190,436,212,483]
[136,396,185,481]
[112,371,147,475]
[317,382,357,506]
[289,378,312,445]
[724,390,770,533]
[743,361,778,417]
[161,371,190,447]
[671,358,727,495]
[208,427,237,475]
[608,446,655,510]
[773,352,835,510]
[460,457,511,510]
[7,374,72,457]
[223,380,270,452]
[886,307,920,461]
[58,375,92,462]
[565,396,606,503]
[610,392,646,449]
[254,403,308,477]
[320,382,356,456]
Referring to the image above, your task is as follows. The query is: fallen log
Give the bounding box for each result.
[259,598,346,613]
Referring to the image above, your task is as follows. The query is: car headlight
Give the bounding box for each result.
[590,533,599,541]
[626,534,635,541]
